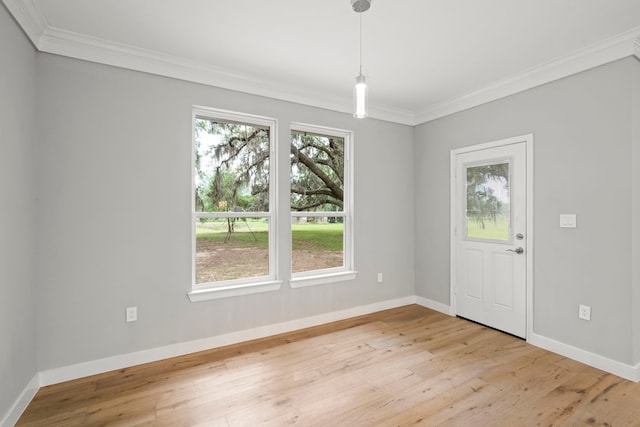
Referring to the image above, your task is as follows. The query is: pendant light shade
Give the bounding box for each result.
[354,73,368,118]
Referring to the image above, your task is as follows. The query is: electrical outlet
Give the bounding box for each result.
[578,304,591,321]
[377,273,383,283]
[126,306,138,323]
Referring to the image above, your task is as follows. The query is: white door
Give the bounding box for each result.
[452,140,527,338]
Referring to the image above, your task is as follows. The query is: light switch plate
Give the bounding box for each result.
[560,214,577,228]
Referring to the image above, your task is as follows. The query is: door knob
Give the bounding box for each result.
[507,247,524,254]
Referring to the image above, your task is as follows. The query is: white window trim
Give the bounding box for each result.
[189,106,279,302]
[189,280,283,302]
[290,271,357,288]
[289,123,356,288]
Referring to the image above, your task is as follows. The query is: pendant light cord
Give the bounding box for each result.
[359,12,363,75]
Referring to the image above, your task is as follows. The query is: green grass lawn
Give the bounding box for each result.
[292,223,343,251]
[466,215,509,240]
[196,220,343,251]
[196,219,268,248]
[196,216,507,248]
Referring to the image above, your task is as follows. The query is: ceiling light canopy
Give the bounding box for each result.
[351,0,371,13]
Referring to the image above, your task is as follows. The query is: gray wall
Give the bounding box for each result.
[0,4,37,419]
[415,57,640,365]
[34,53,415,371]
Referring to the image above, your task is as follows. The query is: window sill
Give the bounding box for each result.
[289,271,358,289]
[188,280,283,302]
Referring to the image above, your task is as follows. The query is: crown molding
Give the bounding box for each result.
[366,103,416,125]
[2,0,46,46]
[414,27,640,125]
[37,26,416,125]
[3,0,639,126]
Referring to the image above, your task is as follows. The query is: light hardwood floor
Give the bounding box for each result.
[17,305,640,426]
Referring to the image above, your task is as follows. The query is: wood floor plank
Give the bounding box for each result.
[16,305,640,426]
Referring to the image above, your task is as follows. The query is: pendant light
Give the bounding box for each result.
[352,0,371,118]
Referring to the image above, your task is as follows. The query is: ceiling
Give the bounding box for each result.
[5,0,640,124]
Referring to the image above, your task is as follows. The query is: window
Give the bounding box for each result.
[189,109,355,301]
[290,124,355,287]
[189,107,280,301]
[465,161,510,242]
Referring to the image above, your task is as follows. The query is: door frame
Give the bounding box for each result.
[449,134,534,339]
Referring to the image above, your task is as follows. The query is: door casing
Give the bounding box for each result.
[450,134,534,339]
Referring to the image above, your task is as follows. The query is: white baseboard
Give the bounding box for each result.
[414,296,452,315]
[1,373,39,427]
[39,296,415,386]
[528,332,640,382]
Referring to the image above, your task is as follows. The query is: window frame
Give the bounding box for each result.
[189,106,281,302]
[289,123,356,288]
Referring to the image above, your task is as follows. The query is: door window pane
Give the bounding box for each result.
[466,162,510,241]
